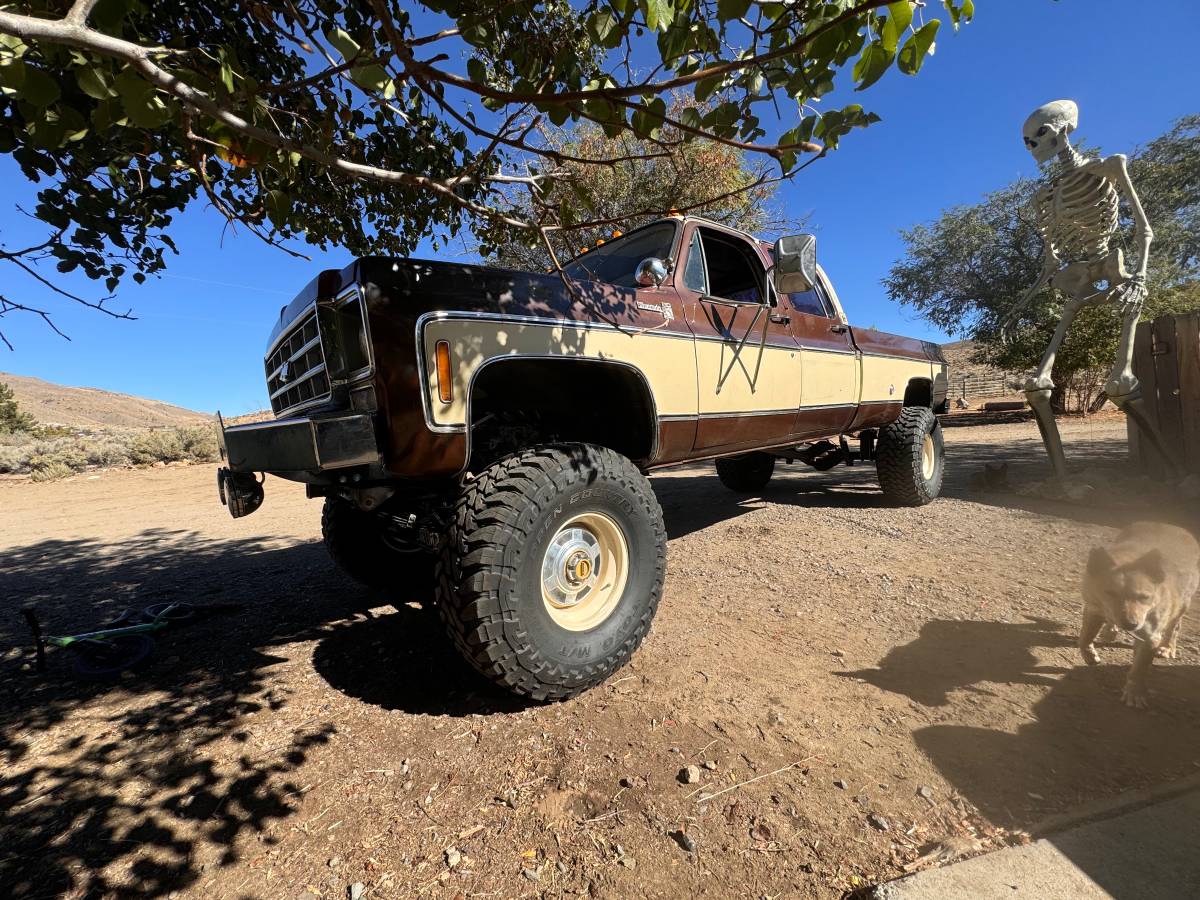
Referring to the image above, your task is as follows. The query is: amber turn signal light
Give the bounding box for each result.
[435,340,453,404]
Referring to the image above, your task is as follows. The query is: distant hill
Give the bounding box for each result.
[0,372,210,428]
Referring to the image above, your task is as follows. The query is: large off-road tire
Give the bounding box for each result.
[876,406,944,506]
[321,497,434,595]
[715,451,775,492]
[436,444,666,701]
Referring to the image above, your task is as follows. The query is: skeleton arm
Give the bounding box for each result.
[1107,154,1154,278]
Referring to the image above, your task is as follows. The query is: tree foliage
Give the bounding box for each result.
[481,98,802,271]
[885,115,1200,408]
[0,0,978,345]
[0,380,37,432]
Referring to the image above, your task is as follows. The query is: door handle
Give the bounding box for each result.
[829,323,848,334]
[769,313,790,325]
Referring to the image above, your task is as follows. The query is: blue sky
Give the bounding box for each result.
[1,0,1197,414]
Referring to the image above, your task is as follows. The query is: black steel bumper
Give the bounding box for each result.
[220,413,379,474]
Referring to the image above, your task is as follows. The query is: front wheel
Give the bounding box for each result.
[876,406,944,506]
[321,497,435,598]
[436,444,666,701]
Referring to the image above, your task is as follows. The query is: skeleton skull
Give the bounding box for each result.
[1022,99,1079,165]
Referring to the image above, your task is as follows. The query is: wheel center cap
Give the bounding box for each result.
[565,551,592,584]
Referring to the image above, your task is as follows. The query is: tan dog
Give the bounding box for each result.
[1080,522,1200,708]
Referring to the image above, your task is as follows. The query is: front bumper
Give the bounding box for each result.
[221,413,379,474]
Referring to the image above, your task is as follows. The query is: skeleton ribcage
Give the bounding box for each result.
[1036,167,1120,263]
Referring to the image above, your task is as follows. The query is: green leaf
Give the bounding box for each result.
[466,56,487,84]
[694,73,722,102]
[219,58,235,93]
[897,20,940,75]
[944,0,974,30]
[852,41,894,91]
[639,0,673,32]
[21,66,61,107]
[75,66,112,100]
[881,2,913,52]
[588,9,617,44]
[325,28,361,61]
[717,0,752,20]
[350,64,391,93]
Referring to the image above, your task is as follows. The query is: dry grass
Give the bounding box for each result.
[0,424,219,481]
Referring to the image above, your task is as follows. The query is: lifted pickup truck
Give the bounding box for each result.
[218,216,948,700]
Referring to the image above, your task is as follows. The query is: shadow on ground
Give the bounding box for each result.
[839,616,1074,707]
[849,610,1200,898]
[0,530,519,898]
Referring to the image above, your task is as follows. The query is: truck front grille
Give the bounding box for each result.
[265,309,330,414]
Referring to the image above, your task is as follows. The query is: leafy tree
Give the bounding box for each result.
[885,115,1200,412]
[0,380,37,432]
[481,97,803,271]
[0,0,978,346]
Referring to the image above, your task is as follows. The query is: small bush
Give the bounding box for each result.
[83,437,132,468]
[30,461,74,482]
[176,424,220,462]
[128,429,185,465]
[0,443,32,473]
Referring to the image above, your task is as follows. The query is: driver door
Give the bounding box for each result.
[677,224,802,451]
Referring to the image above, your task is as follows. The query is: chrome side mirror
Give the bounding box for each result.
[635,257,668,287]
[773,234,817,293]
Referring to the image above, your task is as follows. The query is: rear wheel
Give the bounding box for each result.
[321,497,435,598]
[715,452,775,492]
[876,406,944,506]
[436,444,666,701]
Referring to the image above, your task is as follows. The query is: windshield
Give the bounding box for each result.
[562,222,678,287]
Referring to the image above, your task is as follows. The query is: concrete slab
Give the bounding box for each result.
[872,789,1200,900]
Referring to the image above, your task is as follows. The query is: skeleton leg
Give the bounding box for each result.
[1023,297,1086,478]
[1028,296,1085,391]
[1105,300,1141,400]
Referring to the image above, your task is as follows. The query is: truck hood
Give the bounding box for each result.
[267,256,640,351]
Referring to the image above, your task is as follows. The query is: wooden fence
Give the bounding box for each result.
[1128,311,1200,478]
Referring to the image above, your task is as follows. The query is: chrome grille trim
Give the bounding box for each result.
[264,307,331,415]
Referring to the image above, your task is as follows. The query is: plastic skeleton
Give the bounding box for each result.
[1001,100,1172,477]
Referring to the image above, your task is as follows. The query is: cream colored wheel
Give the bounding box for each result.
[540,511,629,631]
[921,433,936,481]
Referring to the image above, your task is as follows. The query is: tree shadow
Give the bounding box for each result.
[311,606,528,716]
[0,528,525,898]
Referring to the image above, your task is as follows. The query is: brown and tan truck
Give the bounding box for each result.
[218,215,949,699]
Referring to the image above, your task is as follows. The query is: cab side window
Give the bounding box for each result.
[699,229,764,304]
[683,230,708,293]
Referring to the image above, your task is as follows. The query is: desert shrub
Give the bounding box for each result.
[72,435,131,468]
[35,423,75,438]
[128,429,185,465]
[0,443,33,473]
[30,461,74,482]
[176,424,220,462]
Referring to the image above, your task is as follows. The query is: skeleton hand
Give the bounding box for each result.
[1116,275,1147,318]
[999,308,1024,346]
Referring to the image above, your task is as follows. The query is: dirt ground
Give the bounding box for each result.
[3,416,1199,900]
